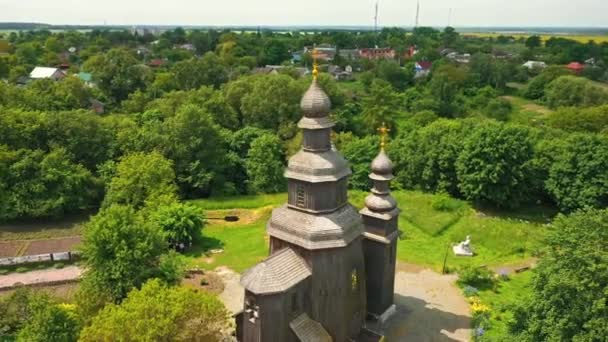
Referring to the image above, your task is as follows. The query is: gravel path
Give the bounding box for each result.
[0,265,82,289]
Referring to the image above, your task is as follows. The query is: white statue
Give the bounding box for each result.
[453,235,474,256]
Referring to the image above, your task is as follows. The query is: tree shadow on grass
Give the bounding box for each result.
[368,294,471,341]
[184,236,224,258]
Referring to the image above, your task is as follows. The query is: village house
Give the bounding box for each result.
[359,47,396,60]
[304,44,337,61]
[566,61,585,74]
[523,60,547,69]
[414,61,433,78]
[29,67,66,81]
[253,65,310,78]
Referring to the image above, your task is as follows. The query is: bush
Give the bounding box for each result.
[0,268,9,275]
[457,266,496,289]
[484,98,512,121]
[432,194,466,212]
[15,267,29,273]
[53,262,65,269]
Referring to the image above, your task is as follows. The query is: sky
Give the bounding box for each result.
[0,0,606,27]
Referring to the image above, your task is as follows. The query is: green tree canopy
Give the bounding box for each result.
[80,205,169,300]
[510,208,608,341]
[545,133,608,212]
[456,122,535,208]
[151,202,206,247]
[80,279,229,342]
[103,151,178,209]
[245,134,286,193]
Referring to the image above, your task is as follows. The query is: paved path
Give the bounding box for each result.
[215,263,471,341]
[0,266,82,289]
[381,268,471,341]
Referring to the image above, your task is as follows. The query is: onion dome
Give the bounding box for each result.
[364,192,397,212]
[300,79,331,118]
[370,149,394,181]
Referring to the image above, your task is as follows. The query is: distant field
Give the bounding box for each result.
[464,32,608,43]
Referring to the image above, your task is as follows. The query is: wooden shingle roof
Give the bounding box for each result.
[240,248,310,295]
[290,313,332,342]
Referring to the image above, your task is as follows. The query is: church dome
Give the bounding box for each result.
[371,149,393,175]
[300,79,331,118]
[364,193,397,212]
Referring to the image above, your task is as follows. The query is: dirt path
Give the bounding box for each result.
[214,266,245,314]
[0,265,82,289]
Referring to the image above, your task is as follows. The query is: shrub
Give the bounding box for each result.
[432,194,466,212]
[0,268,9,275]
[15,267,29,273]
[53,262,65,269]
[458,266,496,289]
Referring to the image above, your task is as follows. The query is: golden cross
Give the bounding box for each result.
[377,122,391,149]
[311,48,320,80]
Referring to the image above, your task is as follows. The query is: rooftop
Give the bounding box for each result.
[240,248,311,295]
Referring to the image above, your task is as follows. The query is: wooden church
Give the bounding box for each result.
[235,63,400,342]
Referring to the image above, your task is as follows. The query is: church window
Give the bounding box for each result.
[296,183,305,207]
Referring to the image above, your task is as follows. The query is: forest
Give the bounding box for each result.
[0,26,607,341]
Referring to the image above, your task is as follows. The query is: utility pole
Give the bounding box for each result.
[374,1,379,47]
[448,8,452,27]
[415,0,420,28]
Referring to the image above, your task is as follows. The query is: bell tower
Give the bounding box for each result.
[361,124,400,321]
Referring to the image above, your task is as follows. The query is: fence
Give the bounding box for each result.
[0,251,78,266]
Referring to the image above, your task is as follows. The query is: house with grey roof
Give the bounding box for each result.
[236,66,400,342]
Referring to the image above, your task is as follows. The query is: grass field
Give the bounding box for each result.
[186,190,550,273]
[464,32,608,44]
[502,95,553,126]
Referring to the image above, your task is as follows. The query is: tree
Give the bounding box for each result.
[173,53,228,90]
[456,122,535,208]
[545,133,608,212]
[240,74,302,130]
[484,98,512,121]
[83,48,152,103]
[525,35,542,49]
[429,64,468,117]
[103,152,178,209]
[80,205,169,301]
[0,147,97,221]
[80,279,229,342]
[164,105,228,197]
[545,75,608,108]
[510,208,608,341]
[262,39,291,65]
[391,119,470,196]
[340,135,379,190]
[151,202,206,247]
[17,302,80,342]
[361,80,403,132]
[523,66,569,100]
[547,105,608,133]
[245,134,285,193]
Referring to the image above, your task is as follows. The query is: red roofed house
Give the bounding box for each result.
[359,48,396,60]
[566,62,584,74]
[414,61,433,78]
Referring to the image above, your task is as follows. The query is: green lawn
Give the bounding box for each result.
[502,96,553,126]
[475,271,534,340]
[187,191,550,273]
